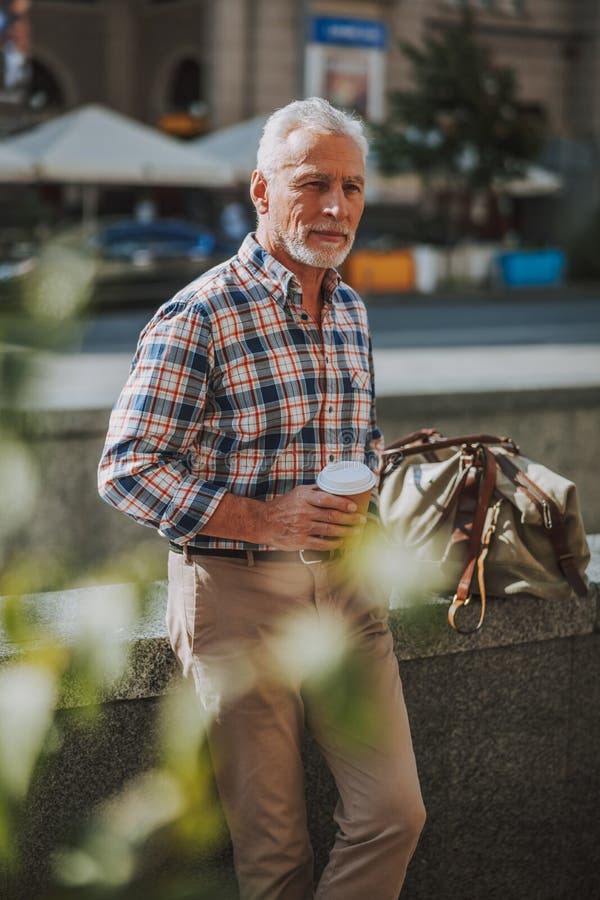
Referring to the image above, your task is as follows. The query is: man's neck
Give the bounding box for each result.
[255,229,327,316]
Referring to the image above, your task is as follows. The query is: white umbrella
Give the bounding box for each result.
[494,165,562,197]
[191,115,266,182]
[364,168,422,205]
[191,115,421,204]
[3,104,234,187]
[0,141,34,182]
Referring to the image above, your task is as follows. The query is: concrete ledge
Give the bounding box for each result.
[2,537,599,707]
[0,583,178,708]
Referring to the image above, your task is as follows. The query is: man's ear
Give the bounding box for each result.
[250,170,269,215]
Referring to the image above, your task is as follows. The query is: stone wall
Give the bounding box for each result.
[1,541,599,899]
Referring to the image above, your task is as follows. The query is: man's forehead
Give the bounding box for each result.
[279,127,365,174]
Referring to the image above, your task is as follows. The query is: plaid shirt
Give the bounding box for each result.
[98,233,383,549]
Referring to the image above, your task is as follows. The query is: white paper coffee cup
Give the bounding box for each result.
[316,461,376,515]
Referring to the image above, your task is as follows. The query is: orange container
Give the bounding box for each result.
[344,249,416,293]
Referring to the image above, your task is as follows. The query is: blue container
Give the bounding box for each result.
[496,249,566,287]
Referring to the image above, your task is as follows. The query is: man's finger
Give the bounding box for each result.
[309,522,362,539]
[302,536,345,551]
[306,488,358,513]
[311,510,366,527]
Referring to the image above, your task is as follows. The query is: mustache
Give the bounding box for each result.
[310,225,350,237]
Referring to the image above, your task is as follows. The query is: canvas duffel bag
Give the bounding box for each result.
[379,429,591,632]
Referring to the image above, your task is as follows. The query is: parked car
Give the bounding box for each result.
[0,229,37,282]
[91,218,216,267]
[0,230,38,309]
[1,219,221,311]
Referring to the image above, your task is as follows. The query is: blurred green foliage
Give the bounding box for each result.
[371,9,545,187]
[0,239,233,898]
[370,8,546,240]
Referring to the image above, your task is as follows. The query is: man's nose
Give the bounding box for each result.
[322,185,349,219]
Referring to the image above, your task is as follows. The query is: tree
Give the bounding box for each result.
[370,9,546,240]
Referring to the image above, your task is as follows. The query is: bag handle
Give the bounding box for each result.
[382,428,443,450]
[381,433,519,482]
[382,432,519,457]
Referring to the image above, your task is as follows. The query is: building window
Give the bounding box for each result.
[168,57,204,114]
[27,58,65,112]
[158,57,208,138]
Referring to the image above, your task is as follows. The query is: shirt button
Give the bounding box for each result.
[329,454,334,462]
[328,405,333,413]
[301,313,309,321]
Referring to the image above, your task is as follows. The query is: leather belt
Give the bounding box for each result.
[169,543,342,564]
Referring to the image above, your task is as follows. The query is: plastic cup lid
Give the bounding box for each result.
[316,461,376,495]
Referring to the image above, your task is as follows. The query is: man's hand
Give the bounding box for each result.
[260,485,366,551]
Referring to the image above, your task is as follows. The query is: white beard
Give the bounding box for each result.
[273,223,355,269]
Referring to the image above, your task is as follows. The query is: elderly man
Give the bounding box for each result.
[98,97,425,900]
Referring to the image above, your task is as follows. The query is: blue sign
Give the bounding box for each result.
[309,16,387,50]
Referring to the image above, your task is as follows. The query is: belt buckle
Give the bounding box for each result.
[300,549,333,565]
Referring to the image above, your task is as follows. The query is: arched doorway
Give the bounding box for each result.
[27,58,65,113]
[158,56,208,139]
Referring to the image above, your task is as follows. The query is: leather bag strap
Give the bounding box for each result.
[448,446,498,633]
[472,500,503,637]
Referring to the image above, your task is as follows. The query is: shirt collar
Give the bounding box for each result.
[238,232,342,307]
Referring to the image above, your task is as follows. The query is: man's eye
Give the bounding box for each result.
[345,183,362,193]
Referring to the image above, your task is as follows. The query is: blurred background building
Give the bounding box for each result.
[2,0,598,141]
[1,0,600,259]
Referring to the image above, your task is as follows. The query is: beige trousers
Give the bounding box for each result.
[167,550,425,900]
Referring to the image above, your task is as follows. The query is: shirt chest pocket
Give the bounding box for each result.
[341,366,371,398]
[349,369,371,427]
[333,368,372,450]
[350,369,371,392]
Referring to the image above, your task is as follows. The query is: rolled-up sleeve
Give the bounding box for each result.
[97,304,227,543]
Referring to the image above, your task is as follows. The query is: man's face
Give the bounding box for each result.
[253,129,366,271]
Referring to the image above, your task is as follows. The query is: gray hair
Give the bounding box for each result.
[256,97,369,177]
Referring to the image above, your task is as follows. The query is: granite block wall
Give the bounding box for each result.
[306,632,600,899]
[3,699,160,900]
[1,575,599,900]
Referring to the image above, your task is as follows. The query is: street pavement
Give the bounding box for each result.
[374,343,600,396]
[77,294,600,351]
